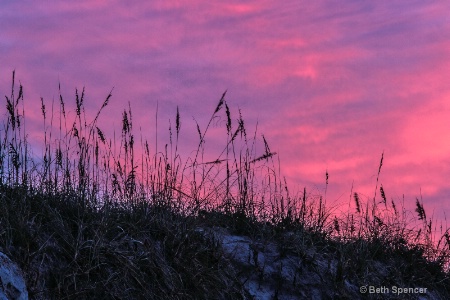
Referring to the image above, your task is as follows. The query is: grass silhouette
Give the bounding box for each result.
[0,71,449,299]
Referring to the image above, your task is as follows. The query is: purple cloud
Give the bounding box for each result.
[1,0,450,221]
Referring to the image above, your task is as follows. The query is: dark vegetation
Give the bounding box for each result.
[0,71,449,299]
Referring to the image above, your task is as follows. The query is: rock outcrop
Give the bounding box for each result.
[0,252,28,300]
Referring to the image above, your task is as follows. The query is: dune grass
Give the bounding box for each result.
[0,71,449,299]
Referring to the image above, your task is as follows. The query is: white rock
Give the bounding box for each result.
[0,252,28,300]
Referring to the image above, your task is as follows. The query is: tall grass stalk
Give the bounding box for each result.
[0,72,449,298]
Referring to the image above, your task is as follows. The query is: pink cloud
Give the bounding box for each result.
[1,0,450,224]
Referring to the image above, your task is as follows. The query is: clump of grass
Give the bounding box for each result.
[0,71,449,299]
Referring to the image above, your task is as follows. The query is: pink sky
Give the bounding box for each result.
[1,1,450,224]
